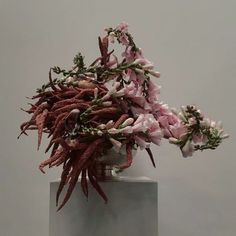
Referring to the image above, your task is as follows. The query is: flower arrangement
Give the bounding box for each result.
[19,22,228,210]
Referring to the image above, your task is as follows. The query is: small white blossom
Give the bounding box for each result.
[109,32,115,43]
[102,101,112,106]
[97,130,103,136]
[97,124,106,130]
[200,118,211,128]
[189,117,197,125]
[210,121,216,128]
[66,76,74,83]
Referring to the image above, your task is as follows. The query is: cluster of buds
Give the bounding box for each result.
[96,118,134,152]
[132,58,160,78]
[169,105,229,157]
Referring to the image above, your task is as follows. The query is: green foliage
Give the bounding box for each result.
[73,52,85,70]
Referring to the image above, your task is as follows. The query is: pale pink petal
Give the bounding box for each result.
[135,136,150,149]
[181,140,194,157]
[109,138,122,152]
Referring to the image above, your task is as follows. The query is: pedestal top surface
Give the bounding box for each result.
[51,176,157,183]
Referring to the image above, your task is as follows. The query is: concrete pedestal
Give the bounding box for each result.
[50,177,158,236]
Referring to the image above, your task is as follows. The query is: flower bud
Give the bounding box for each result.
[102,101,112,107]
[221,134,229,139]
[101,93,110,101]
[114,88,125,97]
[122,118,134,127]
[134,68,144,74]
[66,76,74,83]
[200,118,211,128]
[78,80,96,89]
[169,137,179,144]
[149,70,160,78]
[106,120,114,129]
[70,109,80,114]
[120,126,133,134]
[109,32,115,43]
[97,130,103,136]
[132,58,143,65]
[113,81,121,89]
[72,81,79,86]
[108,128,120,134]
[216,121,223,129]
[97,124,106,130]
[142,63,154,70]
[210,121,216,128]
[189,117,196,125]
[181,140,194,157]
[94,88,98,99]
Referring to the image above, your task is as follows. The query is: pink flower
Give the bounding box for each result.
[123,75,162,116]
[109,138,122,152]
[170,124,188,140]
[132,114,146,132]
[125,81,141,97]
[122,48,136,63]
[133,58,154,68]
[103,81,125,99]
[181,140,194,157]
[119,34,129,46]
[132,114,160,133]
[107,56,118,68]
[152,103,183,139]
[130,106,148,117]
[134,135,150,149]
[147,80,160,104]
[158,116,169,129]
[120,126,133,134]
[124,81,148,108]
[128,70,145,84]
[116,22,129,46]
[106,120,114,129]
[132,114,163,146]
[116,22,129,33]
[122,47,144,64]
[148,121,163,145]
[192,133,208,143]
[149,70,160,78]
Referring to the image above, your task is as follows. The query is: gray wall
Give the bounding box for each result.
[0,0,235,235]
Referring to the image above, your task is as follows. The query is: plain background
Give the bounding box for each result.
[0,0,235,235]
